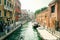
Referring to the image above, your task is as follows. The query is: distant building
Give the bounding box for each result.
[28,11,35,20]
[21,10,28,20]
[21,9,32,22]
[15,0,21,22]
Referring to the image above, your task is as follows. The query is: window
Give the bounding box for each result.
[7,2,9,7]
[10,12,12,16]
[11,5,13,8]
[4,10,6,16]
[0,0,1,4]
[10,3,11,7]
[51,5,55,13]
[4,0,7,5]
[0,10,1,16]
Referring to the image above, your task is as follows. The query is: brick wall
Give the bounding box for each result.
[36,9,49,28]
[36,0,60,31]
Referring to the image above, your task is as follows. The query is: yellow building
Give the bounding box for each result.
[0,0,15,25]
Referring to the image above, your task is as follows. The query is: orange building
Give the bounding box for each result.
[36,0,60,31]
[36,8,49,29]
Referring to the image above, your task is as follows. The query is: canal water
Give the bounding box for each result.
[4,22,42,40]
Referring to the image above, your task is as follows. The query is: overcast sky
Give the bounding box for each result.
[20,0,52,12]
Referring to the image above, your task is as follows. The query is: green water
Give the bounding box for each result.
[4,22,42,40]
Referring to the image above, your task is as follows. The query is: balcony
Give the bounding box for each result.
[7,7,13,11]
[4,5,13,11]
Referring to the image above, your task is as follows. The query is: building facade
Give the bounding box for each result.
[49,0,60,31]
[15,0,21,22]
[0,0,14,25]
[36,8,49,29]
[36,0,60,32]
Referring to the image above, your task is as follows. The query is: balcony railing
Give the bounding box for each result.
[7,7,13,11]
[4,5,13,11]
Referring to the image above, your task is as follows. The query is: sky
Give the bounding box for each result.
[19,0,52,12]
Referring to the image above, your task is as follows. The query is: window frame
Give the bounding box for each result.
[10,3,11,7]
[51,5,55,13]
[7,2,9,7]
[4,10,6,16]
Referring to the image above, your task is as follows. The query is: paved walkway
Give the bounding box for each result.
[37,27,57,40]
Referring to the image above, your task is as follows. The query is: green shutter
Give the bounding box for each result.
[4,0,6,5]
[0,11,1,16]
[4,10,6,16]
[0,0,1,4]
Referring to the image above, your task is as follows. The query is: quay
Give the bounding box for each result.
[0,21,27,40]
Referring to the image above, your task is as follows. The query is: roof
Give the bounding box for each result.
[49,0,56,5]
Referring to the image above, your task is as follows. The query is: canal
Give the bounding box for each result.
[4,22,42,40]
